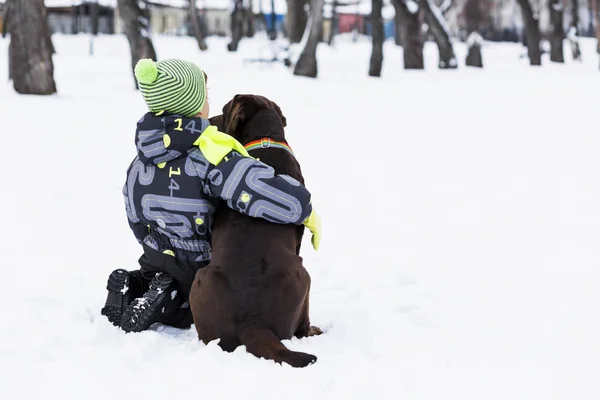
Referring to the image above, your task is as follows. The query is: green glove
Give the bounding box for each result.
[303,209,322,251]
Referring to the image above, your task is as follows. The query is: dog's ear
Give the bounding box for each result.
[268,100,287,128]
[221,94,263,135]
[221,95,249,137]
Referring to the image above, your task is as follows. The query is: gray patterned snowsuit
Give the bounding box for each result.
[124,112,312,297]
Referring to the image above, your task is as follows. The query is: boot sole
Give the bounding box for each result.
[100,269,131,327]
[120,273,174,333]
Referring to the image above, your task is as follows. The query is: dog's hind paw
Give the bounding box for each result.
[306,326,323,337]
[296,325,324,338]
[284,351,317,368]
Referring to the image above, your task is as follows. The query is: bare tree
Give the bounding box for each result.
[369,0,384,76]
[516,0,542,65]
[392,0,424,69]
[287,0,309,43]
[246,0,255,37]
[294,0,325,77]
[328,0,339,45]
[228,0,244,51]
[1,0,10,38]
[440,0,452,14]
[423,0,457,68]
[596,0,600,60]
[118,0,157,88]
[465,0,483,67]
[548,0,565,62]
[91,1,99,35]
[567,0,581,61]
[3,0,12,80]
[8,0,56,94]
[190,0,208,50]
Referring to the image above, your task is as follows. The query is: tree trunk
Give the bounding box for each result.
[9,0,56,94]
[294,0,324,77]
[3,0,12,80]
[393,0,424,69]
[228,0,244,51]
[393,10,402,45]
[423,0,457,68]
[516,0,542,65]
[90,1,98,55]
[189,0,208,50]
[593,0,600,68]
[465,0,483,67]
[1,0,10,38]
[548,0,565,62]
[246,0,255,37]
[568,0,582,61]
[595,0,600,57]
[328,0,338,45]
[465,33,483,67]
[91,1,99,35]
[369,0,384,76]
[287,0,309,43]
[440,0,452,14]
[117,0,157,88]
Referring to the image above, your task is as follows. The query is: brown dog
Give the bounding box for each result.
[189,95,322,368]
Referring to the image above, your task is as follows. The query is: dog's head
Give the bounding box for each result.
[215,94,287,145]
[213,95,305,254]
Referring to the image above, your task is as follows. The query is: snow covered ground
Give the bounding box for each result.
[1,34,599,399]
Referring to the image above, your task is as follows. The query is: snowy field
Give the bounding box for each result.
[1,34,599,399]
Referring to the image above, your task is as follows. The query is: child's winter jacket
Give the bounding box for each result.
[124,113,312,262]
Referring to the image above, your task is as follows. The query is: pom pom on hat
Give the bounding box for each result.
[135,59,159,85]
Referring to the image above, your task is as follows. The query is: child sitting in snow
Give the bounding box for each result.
[101,58,321,333]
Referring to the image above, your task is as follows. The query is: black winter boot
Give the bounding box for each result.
[101,269,146,327]
[120,272,181,333]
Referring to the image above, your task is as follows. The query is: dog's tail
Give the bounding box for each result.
[237,325,317,368]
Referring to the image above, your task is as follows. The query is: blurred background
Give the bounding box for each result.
[2,0,600,93]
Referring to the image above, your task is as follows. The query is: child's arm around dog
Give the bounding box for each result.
[155,114,320,250]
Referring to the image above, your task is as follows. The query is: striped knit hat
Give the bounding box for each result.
[134,58,207,117]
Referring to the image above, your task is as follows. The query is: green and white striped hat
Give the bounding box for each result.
[134,58,207,117]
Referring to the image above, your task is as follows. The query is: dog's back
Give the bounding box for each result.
[190,100,318,368]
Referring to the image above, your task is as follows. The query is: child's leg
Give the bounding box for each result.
[161,258,209,329]
[120,272,183,332]
[119,245,210,332]
[120,246,187,332]
[137,246,206,298]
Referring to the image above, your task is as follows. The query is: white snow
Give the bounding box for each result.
[466,31,483,47]
[1,34,600,399]
[405,0,419,14]
[439,0,451,13]
[567,26,578,40]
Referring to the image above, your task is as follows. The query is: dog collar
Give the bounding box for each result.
[244,138,294,156]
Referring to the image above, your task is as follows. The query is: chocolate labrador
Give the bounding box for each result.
[189,95,322,368]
